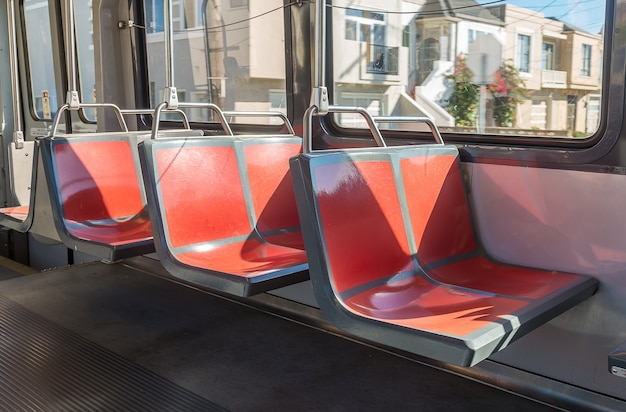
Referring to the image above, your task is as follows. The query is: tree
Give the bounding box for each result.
[444,55,479,127]
[487,61,527,127]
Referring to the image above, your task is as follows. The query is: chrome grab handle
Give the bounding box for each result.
[120,108,191,130]
[222,111,295,135]
[49,102,129,137]
[151,102,233,139]
[372,116,444,145]
[303,105,386,153]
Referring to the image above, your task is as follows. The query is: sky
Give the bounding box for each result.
[483,0,606,34]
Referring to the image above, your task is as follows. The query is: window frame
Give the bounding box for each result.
[542,41,555,71]
[323,0,616,164]
[516,33,531,73]
[21,0,61,122]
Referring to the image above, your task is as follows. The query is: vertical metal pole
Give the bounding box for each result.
[65,0,79,107]
[163,0,178,107]
[202,0,213,104]
[164,0,173,88]
[310,0,328,114]
[7,0,23,147]
[313,0,325,89]
[478,53,487,134]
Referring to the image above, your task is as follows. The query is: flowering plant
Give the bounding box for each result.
[487,61,527,127]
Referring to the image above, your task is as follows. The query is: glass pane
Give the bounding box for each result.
[23,0,57,121]
[331,0,605,138]
[144,0,286,124]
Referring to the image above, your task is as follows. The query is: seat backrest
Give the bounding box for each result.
[142,135,304,252]
[243,141,304,249]
[46,133,147,225]
[399,145,477,267]
[292,144,476,296]
[299,149,413,295]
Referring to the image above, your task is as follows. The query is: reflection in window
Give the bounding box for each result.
[146,0,164,33]
[331,0,605,138]
[144,0,286,123]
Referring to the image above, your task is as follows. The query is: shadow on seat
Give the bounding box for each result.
[138,134,308,297]
[290,107,598,367]
[40,132,155,261]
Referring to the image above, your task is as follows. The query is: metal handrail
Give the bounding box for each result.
[49,102,129,137]
[222,111,296,135]
[372,116,445,145]
[303,105,386,153]
[120,108,191,130]
[151,102,233,139]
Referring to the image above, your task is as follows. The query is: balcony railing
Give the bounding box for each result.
[367,44,399,75]
[542,70,567,88]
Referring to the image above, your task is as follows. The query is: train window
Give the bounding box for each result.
[144,0,286,124]
[330,0,605,139]
[23,0,58,121]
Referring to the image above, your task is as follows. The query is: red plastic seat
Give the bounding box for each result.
[290,144,597,366]
[40,133,155,261]
[138,135,308,297]
[0,205,30,228]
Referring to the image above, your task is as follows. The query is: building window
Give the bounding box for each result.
[145,0,188,33]
[516,33,531,73]
[542,42,555,70]
[230,0,248,8]
[468,29,487,44]
[582,44,592,77]
[345,9,386,44]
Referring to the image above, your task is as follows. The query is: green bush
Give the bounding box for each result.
[445,56,479,127]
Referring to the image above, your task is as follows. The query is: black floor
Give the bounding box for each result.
[0,258,559,411]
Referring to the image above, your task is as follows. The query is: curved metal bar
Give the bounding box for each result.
[150,102,170,140]
[303,105,319,154]
[49,103,129,137]
[79,103,128,132]
[328,106,386,147]
[151,102,233,139]
[222,111,296,135]
[303,105,387,153]
[120,108,191,129]
[372,116,445,145]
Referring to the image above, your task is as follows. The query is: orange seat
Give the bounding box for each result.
[290,144,597,366]
[0,205,31,230]
[40,133,154,261]
[138,135,308,297]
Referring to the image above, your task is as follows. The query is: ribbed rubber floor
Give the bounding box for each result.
[0,294,225,412]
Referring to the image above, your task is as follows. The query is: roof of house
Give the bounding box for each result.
[415,0,504,24]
